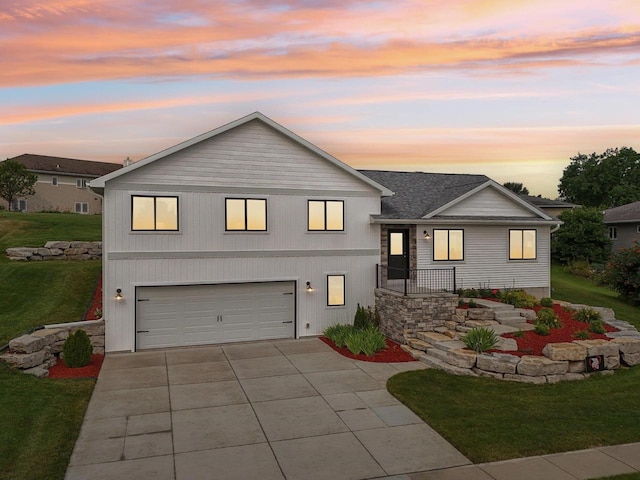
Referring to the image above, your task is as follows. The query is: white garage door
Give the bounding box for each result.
[136,282,295,350]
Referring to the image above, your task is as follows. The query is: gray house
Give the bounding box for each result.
[604,201,640,250]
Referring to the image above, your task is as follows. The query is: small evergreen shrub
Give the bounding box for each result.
[464,288,480,298]
[458,298,465,307]
[467,299,478,308]
[344,326,387,356]
[536,307,562,328]
[354,304,371,330]
[574,330,590,340]
[589,319,607,334]
[540,297,554,308]
[370,306,381,328]
[462,327,498,353]
[574,308,602,324]
[534,323,550,335]
[498,290,538,308]
[63,329,93,368]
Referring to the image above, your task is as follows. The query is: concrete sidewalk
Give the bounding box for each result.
[65,338,640,480]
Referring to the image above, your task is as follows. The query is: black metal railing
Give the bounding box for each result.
[376,264,456,295]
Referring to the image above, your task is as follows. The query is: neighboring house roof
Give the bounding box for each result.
[360,170,556,223]
[604,200,640,224]
[90,112,393,196]
[519,194,577,209]
[6,154,122,177]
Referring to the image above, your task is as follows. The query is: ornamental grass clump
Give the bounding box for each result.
[574,307,602,324]
[589,319,607,334]
[462,327,498,353]
[344,326,387,356]
[323,324,352,348]
[62,329,93,368]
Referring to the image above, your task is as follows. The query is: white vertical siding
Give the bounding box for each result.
[417,225,550,291]
[440,187,536,217]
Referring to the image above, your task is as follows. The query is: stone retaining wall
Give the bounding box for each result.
[6,241,102,261]
[0,321,105,377]
[375,288,457,344]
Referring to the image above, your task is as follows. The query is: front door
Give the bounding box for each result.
[387,229,409,279]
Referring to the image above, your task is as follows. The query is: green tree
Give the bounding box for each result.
[0,160,37,210]
[558,147,640,208]
[503,182,530,195]
[551,207,611,264]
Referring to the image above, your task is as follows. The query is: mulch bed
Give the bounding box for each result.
[84,274,103,320]
[320,336,416,362]
[48,354,104,379]
[499,304,618,357]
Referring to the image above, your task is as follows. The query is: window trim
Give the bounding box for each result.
[609,227,618,240]
[636,225,640,234]
[307,199,345,232]
[326,274,346,307]
[11,199,27,212]
[131,195,179,232]
[432,229,464,262]
[509,229,537,260]
[75,202,89,214]
[224,198,268,232]
[52,176,58,186]
[76,178,87,189]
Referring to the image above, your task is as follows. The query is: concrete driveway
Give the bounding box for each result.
[66,338,470,480]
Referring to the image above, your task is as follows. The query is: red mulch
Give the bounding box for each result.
[320,336,416,362]
[48,354,104,379]
[84,274,103,320]
[499,304,618,357]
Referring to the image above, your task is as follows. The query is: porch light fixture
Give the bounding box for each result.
[306,282,314,292]
[115,288,123,300]
[423,230,431,240]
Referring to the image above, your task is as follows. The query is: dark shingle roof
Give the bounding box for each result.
[6,154,121,177]
[604,201,640,223]
[359,170,490,219]
[519,194,576,208]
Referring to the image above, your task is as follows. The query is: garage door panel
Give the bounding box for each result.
[137,282,295,350]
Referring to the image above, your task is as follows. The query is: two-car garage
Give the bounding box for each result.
[135,281,296,350]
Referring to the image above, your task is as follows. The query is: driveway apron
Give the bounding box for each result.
[66,338,470,480]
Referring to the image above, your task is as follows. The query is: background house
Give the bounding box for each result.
[520,195,577,218]
[604,200,640,250]
[1,154,121,213]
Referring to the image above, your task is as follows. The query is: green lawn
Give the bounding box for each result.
[0,212,101,480]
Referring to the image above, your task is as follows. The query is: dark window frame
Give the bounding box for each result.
[224,198,268,232]
[326,274,346,306]
[609,227,618,240]
[52,176,58,186]
[509,229,537,260]
[432,229,465,261]
[76,178,87,189]
[307,200,345,232]
[75,202,88,214]
[131,195,179,232]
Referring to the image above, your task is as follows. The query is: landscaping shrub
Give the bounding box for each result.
[323,324,352,348]
[468,299,478,308]
[534,323,550,336]
[574,307,602,324]
[498,290,538,308]
[344,326,387,356]
[589,319,607,334]
[462,327,498,353]
[354,303,371,330]
[458,298,465,307]
[536,307,562,328]
[464,288,480,298]
[603,242,640,304]
[370,305,381,328]
[574,330,590,340]
[540,297,554,308]
[566,260,595,279]
[62,329,93,368]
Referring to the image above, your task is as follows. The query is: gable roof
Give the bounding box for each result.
[520,194,577,209]
[604,200,640,224]
[360,170,556,223]
[6,154,121,177]
[90,112,393,196]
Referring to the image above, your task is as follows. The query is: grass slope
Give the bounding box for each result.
[551,264,640,329]
[388,367,640,463]
[0,212,101,479]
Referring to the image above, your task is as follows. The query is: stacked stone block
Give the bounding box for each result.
[6,241,102,261]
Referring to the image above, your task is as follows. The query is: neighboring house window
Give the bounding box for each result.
[308,200,344,231]
[609,227,618,240]
[76,178,88,188]
[509,229,537,260]
[225,198,267,231]
[131,195,179,231]
[10,199,27,212]
[433,229,464,261]
[52,177,58,186]
[75,202,89,214]
[327,275,345,306]
[636,225,640,234]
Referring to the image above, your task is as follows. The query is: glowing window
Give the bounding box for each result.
[509,229,536,260]
[225,198,267,231]
[308,200,344,231]
[327,275,345,306]
[433,229,464,261]
[132,196,178,231]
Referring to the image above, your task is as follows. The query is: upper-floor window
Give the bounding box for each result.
[509,229,537,260]
[327,274,345,306]
[75,202,88,214]
[131,195,178,231]
[52,177,58,186]
[76,179,87,189]
[225,198,267,231]
[609,227,618,240]
[433,229,464,261]
[308,200,344,231]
